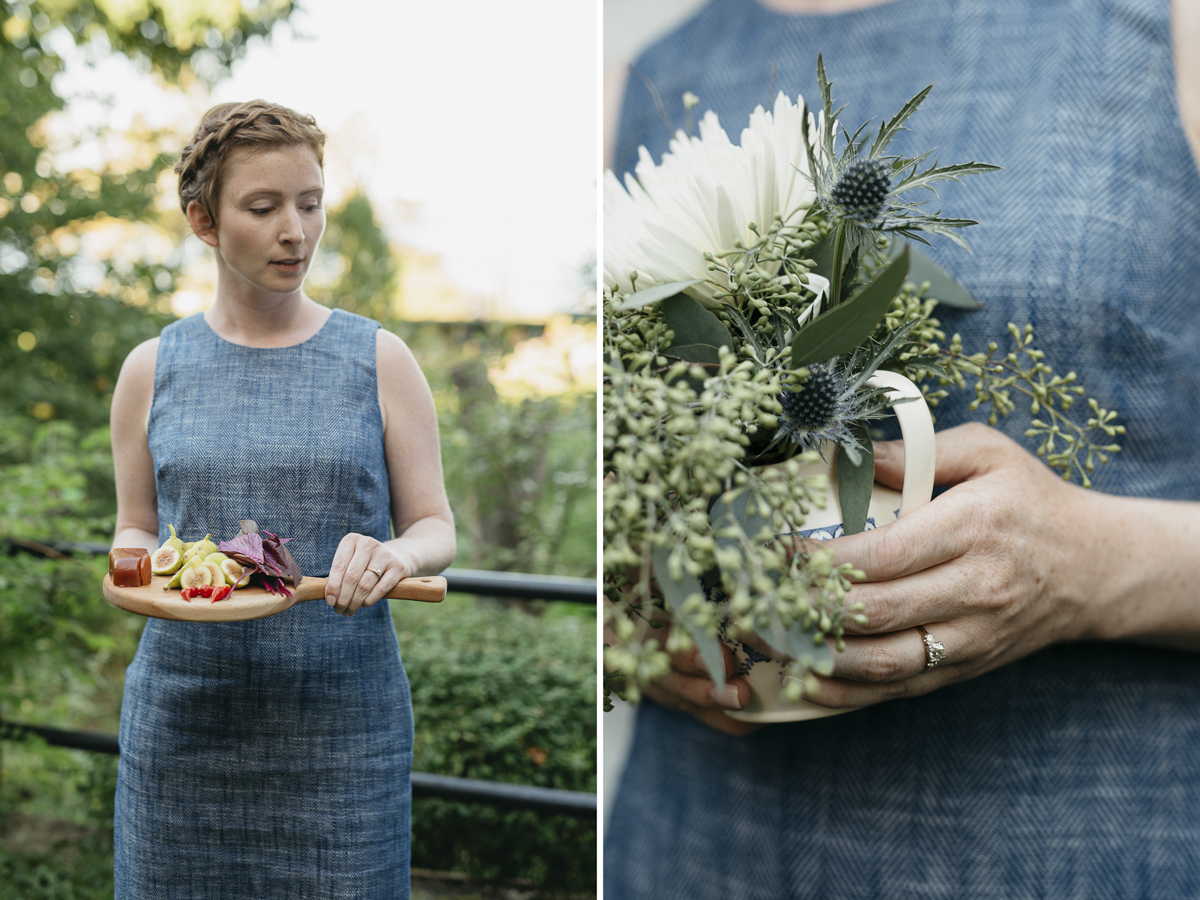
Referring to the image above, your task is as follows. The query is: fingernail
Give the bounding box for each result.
[326,595,335,605]
[711,684,742,710]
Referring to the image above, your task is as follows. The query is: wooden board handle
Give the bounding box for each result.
[292,575,447,604]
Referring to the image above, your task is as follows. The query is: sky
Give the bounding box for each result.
[48,0,599,321]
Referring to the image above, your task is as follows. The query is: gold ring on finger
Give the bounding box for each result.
[916,625,945,671]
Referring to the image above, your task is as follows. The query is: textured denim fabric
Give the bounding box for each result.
[606,1,1200,897]
[115,309,413,898]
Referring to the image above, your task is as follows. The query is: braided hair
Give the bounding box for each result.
[176,100,326,224]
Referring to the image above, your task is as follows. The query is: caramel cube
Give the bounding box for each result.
[109,548,151,587]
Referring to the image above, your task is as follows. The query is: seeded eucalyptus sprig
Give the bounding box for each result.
[910,325,1125,488]
[603,305,862,705]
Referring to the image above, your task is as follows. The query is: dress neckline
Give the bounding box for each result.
[198,307,340,350]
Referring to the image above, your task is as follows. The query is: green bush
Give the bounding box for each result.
[397,596,596,891]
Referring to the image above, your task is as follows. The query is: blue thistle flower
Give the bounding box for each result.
[775,359,880,455]
[829,158,892,226]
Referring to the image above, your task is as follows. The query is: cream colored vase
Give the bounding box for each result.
[725,369,936,723]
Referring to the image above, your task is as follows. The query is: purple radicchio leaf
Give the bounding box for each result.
[261,530,302,589]
[217,522,302,598]
[219,532,265,565]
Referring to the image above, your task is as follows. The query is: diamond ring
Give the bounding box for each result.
[368,566,384,579]
[917,625,945,671]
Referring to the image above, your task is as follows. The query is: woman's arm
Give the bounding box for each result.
[110,338,160,553]
[323,329,456,616]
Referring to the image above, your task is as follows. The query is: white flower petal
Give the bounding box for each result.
[604,94,822,305]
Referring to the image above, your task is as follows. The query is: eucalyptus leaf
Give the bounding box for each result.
[614,279,704,311]
[791,246,910,367]
[651,545,726,693]
[805,234,856,302]
[723,304,765,360]
[885,241,980,310]
[806,234,836,283]
[712,488,774,552]
[836,422,874,535]
[662,294,734,366]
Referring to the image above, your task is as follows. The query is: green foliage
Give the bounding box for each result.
[0,414,141,727]
[791,246,909,366]
[439,354,596,577]
[397,596,596,891]
[310,190,402,325]
[0,1,295,428]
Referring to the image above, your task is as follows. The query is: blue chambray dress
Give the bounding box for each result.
[115,309,413,899]
[607,0,1200,897]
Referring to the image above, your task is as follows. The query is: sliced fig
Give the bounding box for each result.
[202,560,224,586]
[180,564,213,589]
[151,545,183,576]
[220,558,247,587]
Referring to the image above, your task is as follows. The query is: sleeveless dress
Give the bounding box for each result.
[114,309,413,899]
[606,1,1200,897]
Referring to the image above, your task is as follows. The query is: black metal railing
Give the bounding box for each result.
[1,538,598,820]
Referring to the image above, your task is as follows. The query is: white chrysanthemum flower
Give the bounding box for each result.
[605,92,827,308]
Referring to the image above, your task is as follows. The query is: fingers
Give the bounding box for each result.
[325,535,406,617]
[805,625,964,707]
[870,439,905,490]
[829,629,930,683]
[662,643,743,708]
[644,678,763,735]
[841,559,977,634]
[669,641,737,680]
[802,665,958,709]
[642,638,763,735]
[931,421,1019,485]
[825,503,967,583]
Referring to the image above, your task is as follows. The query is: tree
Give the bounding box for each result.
[0,0,297,428]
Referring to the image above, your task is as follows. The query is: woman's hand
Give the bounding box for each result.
[324,533,412,617]
[641,633,761,736]
[802,422,1112,708]
[604,609,761,736]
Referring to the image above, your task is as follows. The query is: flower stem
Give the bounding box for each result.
[828,222,847,309]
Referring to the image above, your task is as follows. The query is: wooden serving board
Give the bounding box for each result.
[103,572,446,622]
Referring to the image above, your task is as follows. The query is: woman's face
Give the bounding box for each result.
[201,143,325,298]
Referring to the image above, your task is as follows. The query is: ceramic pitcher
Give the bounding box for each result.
[724,369,936,723]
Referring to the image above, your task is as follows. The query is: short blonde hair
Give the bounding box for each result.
[175,100,326,222]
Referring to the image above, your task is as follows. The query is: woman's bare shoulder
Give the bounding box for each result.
[375,328,426,386]
[374,328,435,431]
[115,337,159,388]
[1175,0,1200,170]
[111,337,159,424]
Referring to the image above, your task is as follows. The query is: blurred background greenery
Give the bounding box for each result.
[0,0,597,894]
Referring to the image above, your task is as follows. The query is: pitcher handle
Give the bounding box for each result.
[866,370,936,518]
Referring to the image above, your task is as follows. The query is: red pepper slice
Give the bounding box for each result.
[210,585,232,603]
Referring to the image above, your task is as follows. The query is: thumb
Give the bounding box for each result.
[932,422,1011,486]
[871,439,904,489]
[872,422,1005,493]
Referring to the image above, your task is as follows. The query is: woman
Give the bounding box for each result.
[109,100,455,897]
[605,0,1200,896]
